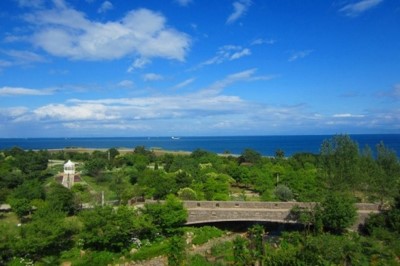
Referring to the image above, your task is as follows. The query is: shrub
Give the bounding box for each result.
[191,226,225,245]
[274,184,294,201]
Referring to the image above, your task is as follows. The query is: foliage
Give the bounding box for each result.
[46,183,77,214]
[79,206,137,252]
[167,235,186,266]
[129,240,169,261]
[317,192,357,234]
[187,254,215,266]
[203,172,233,201]
[0,223,17,265]
[210,241,234,263]
[239,148,262,164]
[373,142,400,204]
[190,226,225,245]
[72,250,116,266]
[248,224,264,263]
[10,179,45,202]
[232,235,252,266]
[274,184,294,201]
[9,197,32,218]
[320,134,360,191]
[0,136,399,265]
[84,158,107,177]
[109,170,134,204]
[143,195,187,236]
[13,205,73,261]
[177,187,197,200]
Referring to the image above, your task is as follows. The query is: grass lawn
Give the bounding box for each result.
[79,174,117,202]
[0,212,20,234]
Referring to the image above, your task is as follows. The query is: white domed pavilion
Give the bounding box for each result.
[61,160,78,189]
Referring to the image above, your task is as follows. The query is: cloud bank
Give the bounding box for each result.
[20,2,190,64]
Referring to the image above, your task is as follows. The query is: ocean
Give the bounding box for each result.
[0,134,399,157]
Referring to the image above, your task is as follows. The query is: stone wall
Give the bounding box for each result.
[137,200,380,228]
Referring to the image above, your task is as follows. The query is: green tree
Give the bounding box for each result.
[274,184,294,201]
[107,147,120,160]
[9,198,32,218]
[374,142,400,204]
[46,183,77,214]
[177,187,197,200]
[239,148,262,164]
[203,172,233,200]
[143,195,187,236]
[110,170,134,204]
[79,206,136,252]
[167,235,186,266]
[248,224,265,264]
[84,158,107,177]
[317,193,357,234]
[320,135,360,191]
[10,179,45,201]
[233,236,251,266]
[0,223,17,264]
[14,206,73,261]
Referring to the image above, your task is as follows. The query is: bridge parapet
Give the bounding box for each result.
[133,200,380,228]
[183,200,315,210]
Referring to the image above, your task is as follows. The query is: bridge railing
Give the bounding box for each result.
[131,199,380,212]
[182,201,316,210]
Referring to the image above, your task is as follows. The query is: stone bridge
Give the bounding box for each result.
[182,201,380,228]
[133,200,380,229]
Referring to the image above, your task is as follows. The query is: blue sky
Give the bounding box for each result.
[0,0,399,137]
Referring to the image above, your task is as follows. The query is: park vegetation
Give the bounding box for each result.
[0,134,399,265]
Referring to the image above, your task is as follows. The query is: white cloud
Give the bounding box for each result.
[393,84,400,99]
[378,84,400,100]
[16,0,44,8]
[226,0,252,24]
[0,86,54,96]
[98,1,113,13]
[174,78,195,89]
[196,45,251,69]
[0,60,13,68]
[230,48,251,60]
[127,58,151,72]
[22,5,190,63]
[0,49,47,69]
[33,103,119,121]
[0,107,29,119]
[2,50,47,63]
[340,0,383,16]
[288,50,313,62]
[202,68,259,94]
[333,113,365,118]
[117,80,134,88]
[174,0,192,6]
[143,73,164,81]
[251,38,276,45]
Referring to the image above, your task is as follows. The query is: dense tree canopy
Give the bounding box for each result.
[0,134,399,265]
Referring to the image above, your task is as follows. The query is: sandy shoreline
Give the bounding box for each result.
[44,147,238,157]
[45,147,193,156]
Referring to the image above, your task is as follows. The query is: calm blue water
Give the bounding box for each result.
[0,135,399,157]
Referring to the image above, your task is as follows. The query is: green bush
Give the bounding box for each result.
[274,184,294,202]
[73,251,116,266]
[191,226,225,245]
[129,241,169,261]
[187,254,214,266]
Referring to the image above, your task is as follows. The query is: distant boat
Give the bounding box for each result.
[171,137,180,140]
